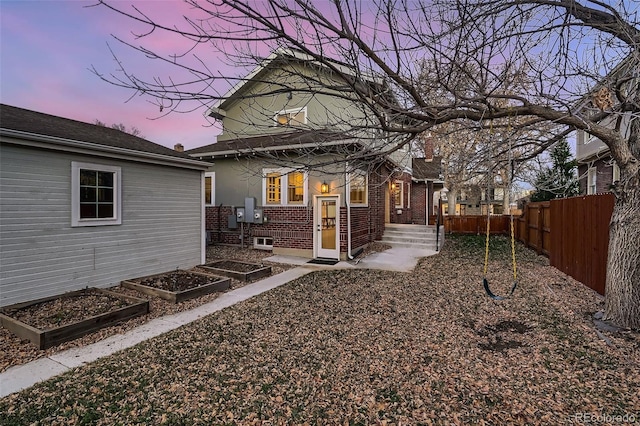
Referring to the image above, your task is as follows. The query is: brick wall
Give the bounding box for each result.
[578,157,614,195]
[205,164,394,255]
[411,183,427,225]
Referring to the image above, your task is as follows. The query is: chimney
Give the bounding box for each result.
[424,137,434,161]
[174,143,184,152]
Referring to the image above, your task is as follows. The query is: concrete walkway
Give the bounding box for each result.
[0,247,437,398]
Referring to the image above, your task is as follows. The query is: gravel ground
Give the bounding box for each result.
[1,236,638,425]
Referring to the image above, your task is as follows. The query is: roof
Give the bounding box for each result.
[187,130,354,157]
[209,47,387,119]
[412,156,443,181]
[0,104,209,169]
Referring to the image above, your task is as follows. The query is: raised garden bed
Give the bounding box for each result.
[200,259,272,282]
[0,288,149,350]
[121,269,230,303]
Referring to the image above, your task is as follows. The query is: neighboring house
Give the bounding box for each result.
[0,104,210,306]
[188,49,437,260]
[575,56,638,194]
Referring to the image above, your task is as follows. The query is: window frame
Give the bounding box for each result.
[394,180,404,208]
[71,161,122,227]
[204,172,215,206]
[273,107,307,127]
[612,162,620,183]
[587,167,597,195]
[262,168,308,206]
[348,170,368,206]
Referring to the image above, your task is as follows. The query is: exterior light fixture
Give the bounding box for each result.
[321,182,329,194]
[391,183,396,191]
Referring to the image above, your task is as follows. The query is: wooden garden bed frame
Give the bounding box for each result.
[0,288,149,350]
[121,270,231,303]
[200,259,272,282]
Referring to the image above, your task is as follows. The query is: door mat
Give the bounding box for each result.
[307,258,340,265]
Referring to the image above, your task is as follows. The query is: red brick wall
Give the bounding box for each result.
[205,164,394,254]
[412,183,427,225]
[578,158,614,195]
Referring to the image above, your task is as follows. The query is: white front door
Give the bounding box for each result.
[315,196,340,259]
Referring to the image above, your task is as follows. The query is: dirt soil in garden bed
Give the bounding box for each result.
[206,260,264,273]
[3,289,132,331]
[0,245,294,372]
[132,270,220,292]
[1,235,638,425]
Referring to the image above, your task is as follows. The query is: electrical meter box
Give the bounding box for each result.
[253,209,264,223]
[244,197,256,223]
[236,207,245,222]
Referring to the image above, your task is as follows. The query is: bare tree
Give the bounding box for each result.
[94,119,144,138]
[92,0,639,329]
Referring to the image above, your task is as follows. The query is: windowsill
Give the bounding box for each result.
[72,218,121,227]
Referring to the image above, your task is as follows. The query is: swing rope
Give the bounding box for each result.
[482,113,518,301]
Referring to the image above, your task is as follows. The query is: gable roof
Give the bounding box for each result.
[209,47,387,120]
[187,129,355,158]
[0,104,209,170]
[412,156,443,181]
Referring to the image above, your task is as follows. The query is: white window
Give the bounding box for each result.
[71,162,121,227]
[274,107,307,127]
[587,167,597,195]
[254,236,274,250]
[394,181,404,208]
[262,168,308,206]
[204,172,215,206]
[612,162,620,183]
[348,171,368,205]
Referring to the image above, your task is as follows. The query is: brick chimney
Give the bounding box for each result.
[424,137,434,161]
[174,143,184,152]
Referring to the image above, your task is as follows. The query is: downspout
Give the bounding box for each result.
[347,196,354,260]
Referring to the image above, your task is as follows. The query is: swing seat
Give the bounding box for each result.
[483,278,517,301]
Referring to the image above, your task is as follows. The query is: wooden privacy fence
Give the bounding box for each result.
[443,215,510,235]
[444,194,615,295]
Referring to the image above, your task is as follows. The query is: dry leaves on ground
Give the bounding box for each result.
[1,236,638,425]
[0,245,292,372]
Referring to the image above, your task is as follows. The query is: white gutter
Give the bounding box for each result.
[345,165,356,260]
[346,196,354,260]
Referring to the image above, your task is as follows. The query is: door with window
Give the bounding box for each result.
[315,196,340,259]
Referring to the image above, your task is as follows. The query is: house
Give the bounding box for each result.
[188,49,438,260]
[0,104,211,307]
[575,55,638,194]
[410,138,445,224]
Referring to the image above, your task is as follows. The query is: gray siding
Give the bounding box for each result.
[0,144,203,306]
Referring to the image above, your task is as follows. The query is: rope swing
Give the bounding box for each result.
[482,114,518,301]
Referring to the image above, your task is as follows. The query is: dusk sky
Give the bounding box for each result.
[1,1,230,150]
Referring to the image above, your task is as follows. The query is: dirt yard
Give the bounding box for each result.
[0,236,638,425]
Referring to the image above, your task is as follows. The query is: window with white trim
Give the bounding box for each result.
[205,172,215,206]
[348,171,368,205]
[72,162,121,227]
[262,168,308,205]
[394,181,404,208]
[274,107,307,127]
[612,162,620,183]
[254,236,274,250]
[587,167,597,195]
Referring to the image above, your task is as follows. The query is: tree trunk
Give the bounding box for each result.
[447,190,457,215]
[604,167,640,330]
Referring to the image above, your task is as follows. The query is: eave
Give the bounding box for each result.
[1,129,211,171]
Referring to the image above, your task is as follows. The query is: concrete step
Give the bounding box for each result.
[381,224,444,250]
[382,235,437,244]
